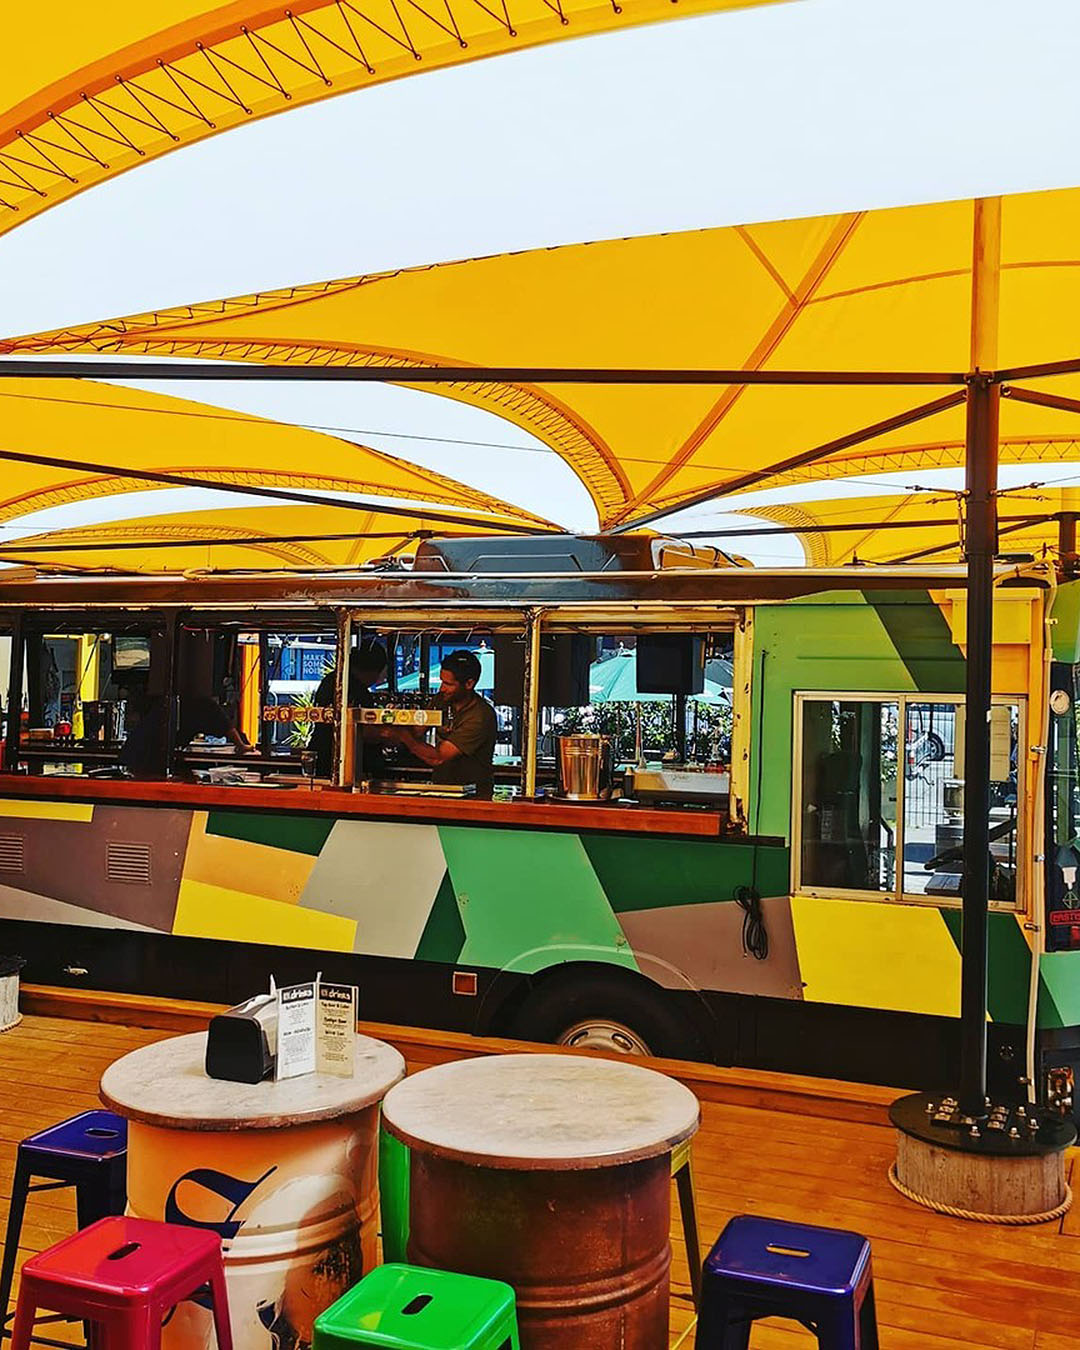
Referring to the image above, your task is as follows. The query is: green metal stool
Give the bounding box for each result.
[378,1123,410,1265]
[671,1135,702,1310]
[313,1264,519,1350]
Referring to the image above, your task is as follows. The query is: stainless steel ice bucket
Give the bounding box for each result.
[556,733,614,801]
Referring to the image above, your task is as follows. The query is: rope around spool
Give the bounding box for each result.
[888,1162,1073,1225]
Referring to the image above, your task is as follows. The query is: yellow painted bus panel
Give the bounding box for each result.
[790,894,962,1018]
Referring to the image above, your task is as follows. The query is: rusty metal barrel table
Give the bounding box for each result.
[381,1053,700,1350]
[100,1030,405,1350]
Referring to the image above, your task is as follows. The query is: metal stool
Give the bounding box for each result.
[1,1111,128,1346]
[695,1214,879,1350]
[10,1217,232,1350]
[670,1136,702,1309]
[314,1263,519,1350]
[378,1123,410,1266]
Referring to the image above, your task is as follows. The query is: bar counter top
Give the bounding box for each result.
[0,772,740,838]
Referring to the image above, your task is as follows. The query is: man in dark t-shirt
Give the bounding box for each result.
[394,649,497,794]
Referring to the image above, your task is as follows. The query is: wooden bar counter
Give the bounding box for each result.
[0,772,732,838]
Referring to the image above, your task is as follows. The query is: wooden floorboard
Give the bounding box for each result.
[1,1014,1077,1348]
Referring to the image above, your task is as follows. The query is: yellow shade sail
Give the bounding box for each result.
[738,489,1080,568]
[11,183,1080,530]
[0,0,785,238]
[0,502,507,572]
[0,377,552,533]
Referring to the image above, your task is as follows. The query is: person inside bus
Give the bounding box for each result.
[308,639,389,778]
[392,649,497,795]
[121,689,252,777]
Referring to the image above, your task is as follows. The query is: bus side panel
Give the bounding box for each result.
[0,797,798,1003]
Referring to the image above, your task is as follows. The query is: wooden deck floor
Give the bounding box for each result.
[2,1012,1080,1349]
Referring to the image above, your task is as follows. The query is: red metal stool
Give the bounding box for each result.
[10,1217,233,1350]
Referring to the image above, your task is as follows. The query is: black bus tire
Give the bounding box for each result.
[507,967,709,1062]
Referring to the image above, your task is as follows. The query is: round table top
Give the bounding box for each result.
[381,1053,700,1170]
[100,1031,405,1130]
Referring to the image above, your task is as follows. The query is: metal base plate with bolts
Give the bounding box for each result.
[890,1091,1076,1157]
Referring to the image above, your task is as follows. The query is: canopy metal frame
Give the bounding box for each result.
[9,196,1080,1117]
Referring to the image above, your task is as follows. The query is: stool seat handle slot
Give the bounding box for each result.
[764,1245,811,1259]
[400,1294,432,1316]
[106,1243,141,1261]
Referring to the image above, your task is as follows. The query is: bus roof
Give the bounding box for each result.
[0,560,1049,614]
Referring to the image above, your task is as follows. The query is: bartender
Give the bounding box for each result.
[396,649,497,795]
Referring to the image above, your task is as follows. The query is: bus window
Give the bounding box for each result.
[177,621,337,779]
[387,629,523,776]
[798,699,899,895]
[538,634,733,773]
[902,701,1019,905]
[796,694,1021,907]
[302,624,526,792]
[16,624,166,777]
[0,630,11,750]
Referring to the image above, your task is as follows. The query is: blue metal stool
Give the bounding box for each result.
[0,1110,128,1347]
[695,1215,879,1350]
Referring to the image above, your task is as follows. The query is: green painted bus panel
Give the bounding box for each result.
[750,588,964,839]
[1039,952,1080,1029]
[205,809,335,856]
[751,592,921,838]
[582,835,789,913]
[437,826,638,975]
[414,870,467,964]
[863,590,966,693]
[940,909,1031,1026]
[1052,582,1080,663]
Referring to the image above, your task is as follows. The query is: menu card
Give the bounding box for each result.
[276,980,317,1080]
[316,982,358,1076]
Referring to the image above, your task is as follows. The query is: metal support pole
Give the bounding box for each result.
[258,632,271,756]
[522,609,543,799]
[161,612,179,779]
[1060,512,1078,576]
[959,375,1000,1118]
[3,613,24,773]
[333,611,352,787]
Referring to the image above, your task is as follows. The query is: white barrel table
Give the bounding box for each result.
[101,1031,405,1350]
[381,1053,700,1350]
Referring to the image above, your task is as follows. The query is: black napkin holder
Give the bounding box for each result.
[205,994,277,1083]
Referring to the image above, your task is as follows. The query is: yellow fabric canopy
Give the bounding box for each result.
[0,502,505,572]
[0,0,783,238]
[737,489,1080,569]
[10,184,1080,531]
[0,377,550,534]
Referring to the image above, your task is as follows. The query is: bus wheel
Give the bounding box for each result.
[508,968,708,1062]
[556,1018,652,1056]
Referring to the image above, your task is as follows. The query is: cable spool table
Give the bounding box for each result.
[100,1031,405,1350]
[381,1053,700,1350]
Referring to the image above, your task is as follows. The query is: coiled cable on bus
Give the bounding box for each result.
[734,884,769,961]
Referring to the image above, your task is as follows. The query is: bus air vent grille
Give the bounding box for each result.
[105,841,152,887]
[0,834,24,874]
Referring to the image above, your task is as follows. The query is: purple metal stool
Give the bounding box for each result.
[694,1215,879,1350]
[1,1111,128,1348]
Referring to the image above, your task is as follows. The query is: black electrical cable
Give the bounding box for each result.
[734,884,769,961]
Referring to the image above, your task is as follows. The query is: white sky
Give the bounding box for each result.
[3,0,1080,565]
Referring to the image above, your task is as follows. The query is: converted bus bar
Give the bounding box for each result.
[2,535,1080,1118]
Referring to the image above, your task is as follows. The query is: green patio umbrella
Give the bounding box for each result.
[588,650,729,704]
